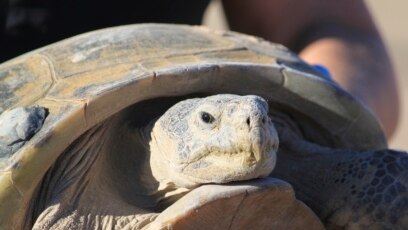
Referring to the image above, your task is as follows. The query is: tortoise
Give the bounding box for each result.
[0,24,406,229]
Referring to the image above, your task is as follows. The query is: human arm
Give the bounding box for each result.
[222,0,399,138]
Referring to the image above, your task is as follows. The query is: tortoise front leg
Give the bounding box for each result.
[271,125,408,229]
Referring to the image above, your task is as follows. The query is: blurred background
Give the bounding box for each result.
[202,0,408,149]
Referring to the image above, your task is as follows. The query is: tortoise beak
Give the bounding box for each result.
[247,115,278,175]
[249,127,263,164]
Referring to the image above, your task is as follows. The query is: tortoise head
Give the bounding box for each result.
[150,94,278,188]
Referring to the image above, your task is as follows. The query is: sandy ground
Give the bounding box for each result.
[203,0,408,149]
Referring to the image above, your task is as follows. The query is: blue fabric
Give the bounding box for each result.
[313,64,332,80]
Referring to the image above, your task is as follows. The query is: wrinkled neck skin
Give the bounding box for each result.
[272,142,356,219]
[269,112,357,221]
[30,116,186,229]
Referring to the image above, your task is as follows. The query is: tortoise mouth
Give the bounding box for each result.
[177,144,277,185]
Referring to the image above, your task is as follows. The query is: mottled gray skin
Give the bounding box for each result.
[271,118,408,230]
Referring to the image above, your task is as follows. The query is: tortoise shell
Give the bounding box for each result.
[0,24,385,228]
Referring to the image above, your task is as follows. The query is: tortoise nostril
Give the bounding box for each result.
[246,117,251,126]
[262,116,266,124]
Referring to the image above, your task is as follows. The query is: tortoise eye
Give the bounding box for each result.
[201,112,215,124]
